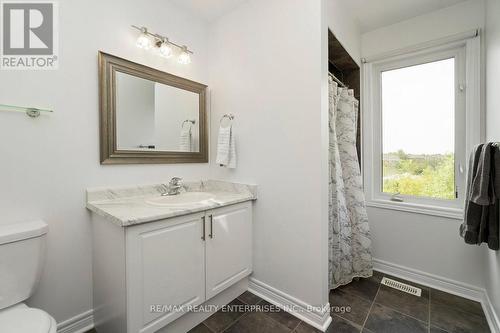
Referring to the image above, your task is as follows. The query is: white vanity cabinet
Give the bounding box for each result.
[91,201,253,333]
[205,204,252,299]
[126,212,207,333]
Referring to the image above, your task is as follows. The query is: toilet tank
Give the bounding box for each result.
[0,221,48,310]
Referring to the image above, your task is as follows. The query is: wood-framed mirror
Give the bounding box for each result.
[98,51,208,164]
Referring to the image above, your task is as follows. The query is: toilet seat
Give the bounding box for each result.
[0,304,56,333]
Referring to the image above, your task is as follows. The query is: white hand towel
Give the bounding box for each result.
[216,125,236,168]
[179,125,192,152]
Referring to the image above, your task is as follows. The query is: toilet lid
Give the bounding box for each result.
[0,307,52,333]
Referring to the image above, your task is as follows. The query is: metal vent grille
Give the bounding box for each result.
[381,277,422,297]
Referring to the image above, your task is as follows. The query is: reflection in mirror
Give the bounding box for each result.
[99,52,207,164]
[115,72,200,152]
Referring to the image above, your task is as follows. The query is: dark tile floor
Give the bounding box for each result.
[329,271,490,333]
[87,271,491,333]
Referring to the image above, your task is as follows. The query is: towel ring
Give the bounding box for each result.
[181,119,196,128]
[220,114,235,124]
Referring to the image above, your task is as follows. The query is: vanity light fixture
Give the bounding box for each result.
[135,27,153,50]
[178,46,191,65]
[132,25,193,64]
[158,38,173,58]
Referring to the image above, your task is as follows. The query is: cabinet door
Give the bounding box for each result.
[205,202,252,299]
[126,213,206,333]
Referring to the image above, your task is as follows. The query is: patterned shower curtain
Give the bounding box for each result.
[328,75,373,289]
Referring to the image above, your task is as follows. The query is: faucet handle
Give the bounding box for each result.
[157,184,169,195]
[170,177,183,186]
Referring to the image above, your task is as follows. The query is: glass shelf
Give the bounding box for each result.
[0,103,53,118]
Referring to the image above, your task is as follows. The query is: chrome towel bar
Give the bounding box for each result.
[220,113,234,124]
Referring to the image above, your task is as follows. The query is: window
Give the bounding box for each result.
[381,58,456,200]
[364,36,481,217]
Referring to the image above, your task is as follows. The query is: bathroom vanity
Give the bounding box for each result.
[87,180,256,333]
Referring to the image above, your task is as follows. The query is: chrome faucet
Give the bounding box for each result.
[160,177,183,196]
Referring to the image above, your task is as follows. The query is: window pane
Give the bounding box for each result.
[381,58,455,200]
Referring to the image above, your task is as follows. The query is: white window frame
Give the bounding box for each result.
[362,32,482,219]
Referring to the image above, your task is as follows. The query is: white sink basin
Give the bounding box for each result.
[145,192,215,207]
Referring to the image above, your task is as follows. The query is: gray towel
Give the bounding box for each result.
[489,147,500,249]
[471,143,495,205]
[460,144,483,243]
[460,143,500,250]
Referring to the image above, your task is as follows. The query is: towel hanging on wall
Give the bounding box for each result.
[179,122,193,152]
[216,115,236,168]
[460,142,500,250]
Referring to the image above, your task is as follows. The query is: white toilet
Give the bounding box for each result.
[0,220,57,333]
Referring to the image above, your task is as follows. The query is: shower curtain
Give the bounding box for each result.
[328,75,373,289]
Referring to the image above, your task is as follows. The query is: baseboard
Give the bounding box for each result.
[373,258,500,333]
[483,292,500,333]
[248,278,332,332]
[57,309,94,333]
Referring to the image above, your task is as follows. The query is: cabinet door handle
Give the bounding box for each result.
[209,214,214,239]
[201,216,206,241]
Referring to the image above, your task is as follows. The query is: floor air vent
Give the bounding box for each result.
[381,277,422,297]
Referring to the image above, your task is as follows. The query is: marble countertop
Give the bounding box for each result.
[86,180,257,227]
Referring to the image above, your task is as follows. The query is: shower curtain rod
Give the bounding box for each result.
[328,71,348,88]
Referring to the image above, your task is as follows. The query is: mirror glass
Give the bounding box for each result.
[115,72,200,152]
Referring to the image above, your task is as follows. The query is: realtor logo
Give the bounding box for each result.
[1,1,58,69]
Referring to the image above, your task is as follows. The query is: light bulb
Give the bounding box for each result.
[158,41,173,58]
[178,47,191,65]
[136,29,152,50]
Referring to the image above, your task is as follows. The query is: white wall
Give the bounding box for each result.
[208,0,330,309]
[326,0,362,64]
[361,0,488,288]
[368,209,486,286]
[484,0,500,319]
[0,0,211,324]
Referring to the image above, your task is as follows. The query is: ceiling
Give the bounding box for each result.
[344,0,469,33]
[169,0,247,22]
[169,0,469,31]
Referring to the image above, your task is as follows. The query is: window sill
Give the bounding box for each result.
[366,199,464,220]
